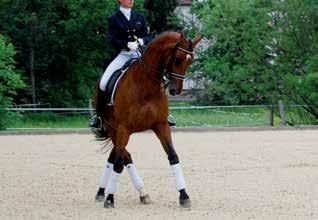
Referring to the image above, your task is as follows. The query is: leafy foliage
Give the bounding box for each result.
[0,0,119,107]
[0,35,26,129]
[0,0,181,108]
[272,0,318,121]
[192,0,318,123]
[193,0,276,104]
[144,0,181,34]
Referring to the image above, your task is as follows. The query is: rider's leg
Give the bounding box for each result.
[99,52,130,92]
[89,52,130,129]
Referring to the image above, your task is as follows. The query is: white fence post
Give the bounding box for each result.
[278,100,286,126]
[89,99,93,116]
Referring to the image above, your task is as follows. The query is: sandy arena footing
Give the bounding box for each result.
[0,130,317,219]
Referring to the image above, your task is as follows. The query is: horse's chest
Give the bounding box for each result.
[125,104,164,127]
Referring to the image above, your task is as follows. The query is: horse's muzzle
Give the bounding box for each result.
[169,88,177,96]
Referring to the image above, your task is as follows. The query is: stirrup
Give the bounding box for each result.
[168,114,176,127]
[89,116,103,130]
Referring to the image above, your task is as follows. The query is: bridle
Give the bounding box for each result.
[137,39,194,86]
[163,41,194,81]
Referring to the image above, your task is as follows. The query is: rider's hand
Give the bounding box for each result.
[137,38,144,46]
[127,41,139,51]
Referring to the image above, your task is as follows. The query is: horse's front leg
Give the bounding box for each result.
[103,126,130,208]
[124,151,151,204]
[153,122,191,208]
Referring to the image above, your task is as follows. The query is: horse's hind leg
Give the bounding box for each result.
[124,151,151,204]
[95,149,116,202]
[95,148,150,204]
[153,123,191,208]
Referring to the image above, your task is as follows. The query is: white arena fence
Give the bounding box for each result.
[1,103,317,128]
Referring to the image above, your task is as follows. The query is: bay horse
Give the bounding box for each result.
[93,31,202,208]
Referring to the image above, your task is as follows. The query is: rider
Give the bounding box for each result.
[89,0,176,129]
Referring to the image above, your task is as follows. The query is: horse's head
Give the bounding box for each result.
[161,32,202,95]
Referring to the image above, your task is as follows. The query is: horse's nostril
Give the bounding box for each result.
[169,89,176,96]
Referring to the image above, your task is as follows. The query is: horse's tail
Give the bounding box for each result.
[92,128,109,141]
[92,127,114,153]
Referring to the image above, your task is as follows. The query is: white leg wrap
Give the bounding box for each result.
[138,188,147,197]
[106,171,121,194]
[99,162,114,188]
[126,164,145,194]
[171,163,186,191]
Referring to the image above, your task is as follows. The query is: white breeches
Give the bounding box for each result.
[99,50,140,91]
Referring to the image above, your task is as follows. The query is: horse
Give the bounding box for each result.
[93,31,202,208]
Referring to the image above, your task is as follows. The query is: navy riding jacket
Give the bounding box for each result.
[107,10,152,52]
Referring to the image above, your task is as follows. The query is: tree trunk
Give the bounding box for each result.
[29,46,36,105]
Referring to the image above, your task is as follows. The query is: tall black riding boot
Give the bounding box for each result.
[89,88,108,130]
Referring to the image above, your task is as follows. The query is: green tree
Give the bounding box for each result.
[192,0,276,105]
[0,0,181,108]
[192,0,317,124]
[271,0,318,122]
[0,0,117,107]
[144,0,181,34]
[0,35,26,129]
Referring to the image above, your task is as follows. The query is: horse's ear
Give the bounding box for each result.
[180,31,187,40]
[192,34,203,48]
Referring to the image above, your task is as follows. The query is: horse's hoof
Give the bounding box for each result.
[104,200,115,208]
[95,194,105,202]
[140,194,151,204]
[179,198,191,208]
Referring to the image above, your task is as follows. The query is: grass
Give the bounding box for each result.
[7,105,279,129]
[8,112,90,129]
[171,108,272,127]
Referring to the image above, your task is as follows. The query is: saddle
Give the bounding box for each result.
[105,58,138,105]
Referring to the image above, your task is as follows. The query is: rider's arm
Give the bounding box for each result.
[107,16,129,50]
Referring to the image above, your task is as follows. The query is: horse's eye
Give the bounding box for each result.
[175,57,183,65]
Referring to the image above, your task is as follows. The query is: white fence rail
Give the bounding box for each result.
[1,103,316,128]
[1,104,315,111]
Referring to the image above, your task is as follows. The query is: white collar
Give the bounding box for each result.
[119,6,132,20]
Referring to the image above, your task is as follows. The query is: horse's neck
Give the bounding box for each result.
[124,39,171,101]
[133,60,163,96]
[142,46,163,74]
[120,51,165,103]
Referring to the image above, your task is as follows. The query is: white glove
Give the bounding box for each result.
[127,41,138,51]
[137,38,144,46]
